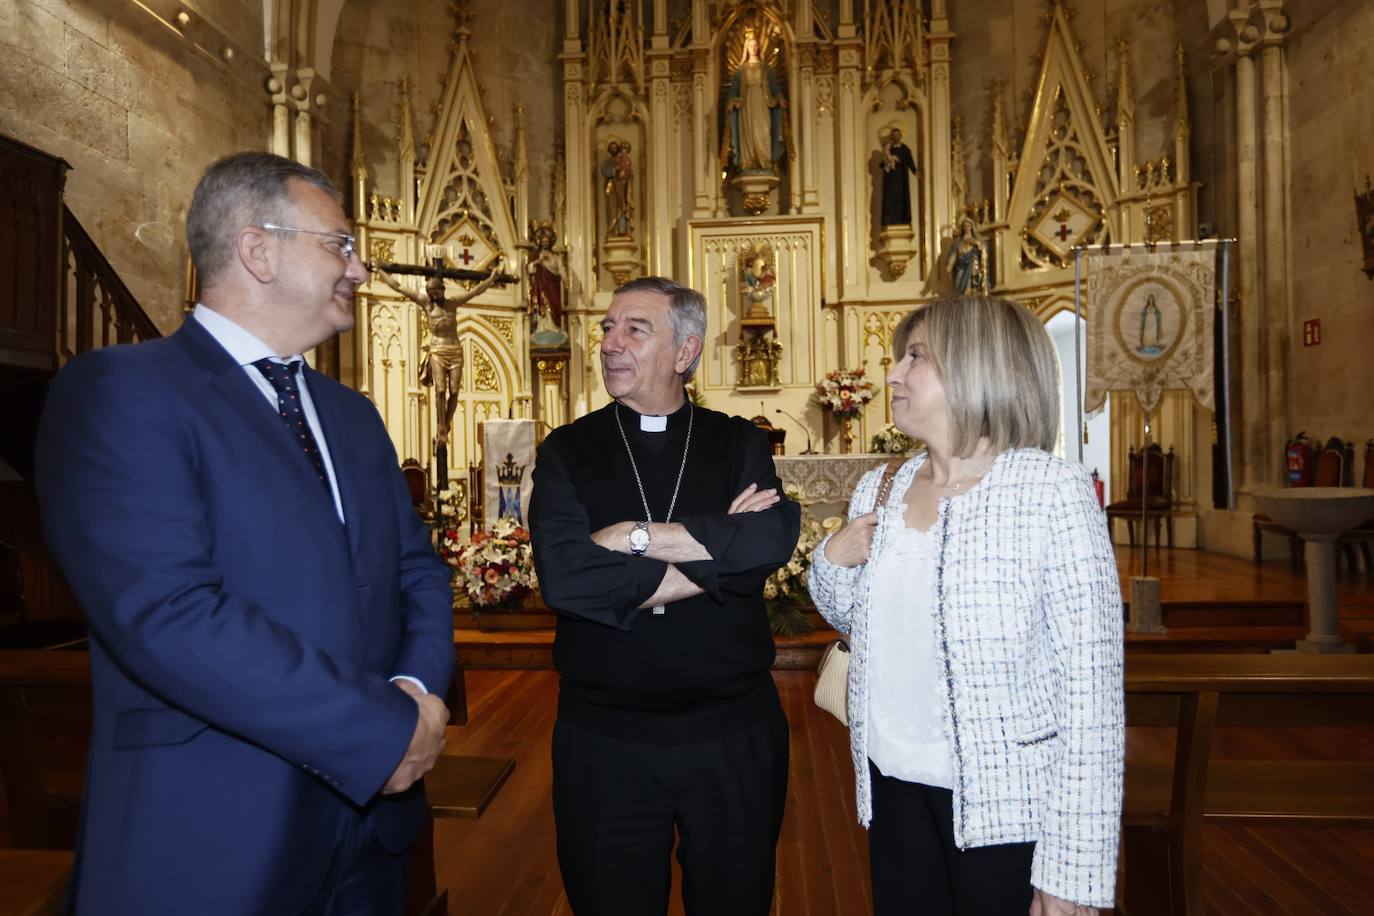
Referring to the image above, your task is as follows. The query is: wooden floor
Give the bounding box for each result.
[1111,545,1374,611]
[437,667,1374,915]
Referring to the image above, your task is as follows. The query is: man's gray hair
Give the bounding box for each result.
[187,152,340,286]
[613,276,707,380]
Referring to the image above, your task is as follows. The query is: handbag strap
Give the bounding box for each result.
[872,457,907,510]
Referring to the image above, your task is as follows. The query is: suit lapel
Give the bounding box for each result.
[305,370,366,558]
[173,321,348,545]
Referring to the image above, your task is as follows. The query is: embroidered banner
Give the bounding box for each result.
[482,419,536,527]
[1084,244,1217,414]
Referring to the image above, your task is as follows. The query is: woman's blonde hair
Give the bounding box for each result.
[892,296,1059,458]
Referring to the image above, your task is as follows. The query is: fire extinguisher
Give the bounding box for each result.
[1285,432,1314,486]
[1091,468,1105,507]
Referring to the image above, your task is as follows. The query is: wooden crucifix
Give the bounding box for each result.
[369,253,519,491]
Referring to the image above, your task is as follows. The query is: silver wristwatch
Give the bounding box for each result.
[628,521,651,556]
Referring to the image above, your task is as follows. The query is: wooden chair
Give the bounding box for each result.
[0,538,86,652]
[0,650,88,851]
[1339,439,1374,573]
[1105,444,1176,551]
[1121,654,1374,916]
[0,541,22,630]
[1252,437,1349,569]
[400,459,431,517]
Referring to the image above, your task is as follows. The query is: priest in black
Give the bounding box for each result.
[529,276,801,915]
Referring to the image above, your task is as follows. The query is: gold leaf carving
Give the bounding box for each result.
[472,347,499,391]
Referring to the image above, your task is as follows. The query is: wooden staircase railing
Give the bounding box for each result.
[58,206,161,364]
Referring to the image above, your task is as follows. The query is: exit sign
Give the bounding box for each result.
[1303,319,1322,346]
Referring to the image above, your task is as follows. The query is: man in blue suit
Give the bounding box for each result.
[35,152,454,915]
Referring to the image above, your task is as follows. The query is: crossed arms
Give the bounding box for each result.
[528,424,801,629]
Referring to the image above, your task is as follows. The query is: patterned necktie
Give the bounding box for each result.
[252,358,331,493]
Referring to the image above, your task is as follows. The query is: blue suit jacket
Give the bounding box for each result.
[35,319,454,914]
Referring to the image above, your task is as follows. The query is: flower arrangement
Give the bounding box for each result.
[446,516,538,610]
[870,423,918,455]
[763,484,843,635]
[811,368,876,419]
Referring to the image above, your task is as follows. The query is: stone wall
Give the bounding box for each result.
[1284,0,1374,448]
[0,0,269,333]
[325,0,563,230]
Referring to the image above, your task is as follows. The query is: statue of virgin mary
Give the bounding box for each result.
[727,30,785,173]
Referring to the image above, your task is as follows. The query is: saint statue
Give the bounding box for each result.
[376,258,503,445]
[945,218,988,296]
[879,128,919,226]
[727,31,785,173]
[601,140,633,238]
[527,223,568,346]
[740,254,775,319]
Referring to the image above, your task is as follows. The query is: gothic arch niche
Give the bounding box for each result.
[587,88,647,289]
[445,316,528,472]
[862,74,926,282]
[712,2,796,217]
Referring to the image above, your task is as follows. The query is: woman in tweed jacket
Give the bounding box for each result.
[809,298,1123,915]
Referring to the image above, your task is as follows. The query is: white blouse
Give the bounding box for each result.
[865,523,953,790]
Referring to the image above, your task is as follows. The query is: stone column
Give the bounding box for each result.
[268,63,291,157]
[1229,12,1264,493]
[291,69,318,168]
[1259,5,1292,488]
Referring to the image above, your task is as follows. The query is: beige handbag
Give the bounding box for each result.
[814,638,852,725]
[813,458,906,726]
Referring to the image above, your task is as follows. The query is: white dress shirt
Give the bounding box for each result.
[192,305,344,524]
[193,305,428,695]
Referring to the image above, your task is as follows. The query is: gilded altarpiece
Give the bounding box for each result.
[344,29,532,483]
[558,0,955,451]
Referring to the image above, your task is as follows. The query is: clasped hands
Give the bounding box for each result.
[382,678,449,795]
[590,483,781,554]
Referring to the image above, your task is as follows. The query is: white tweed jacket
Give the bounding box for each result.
[809,449,1124,908]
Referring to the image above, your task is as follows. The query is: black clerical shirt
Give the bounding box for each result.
[529,399,801,743]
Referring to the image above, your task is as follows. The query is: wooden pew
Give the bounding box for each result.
[0,650,514,916]
[0,849,72,916]
[1121,654,1374,916]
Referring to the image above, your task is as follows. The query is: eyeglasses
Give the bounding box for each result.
[260,223,357,261]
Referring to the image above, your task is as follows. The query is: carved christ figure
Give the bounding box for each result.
[375,259,503,445]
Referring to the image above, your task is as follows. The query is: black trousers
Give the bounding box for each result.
[552,709,789,916]
[868,761,1034,916]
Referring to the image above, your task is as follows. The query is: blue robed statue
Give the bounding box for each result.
[727,31,786,173]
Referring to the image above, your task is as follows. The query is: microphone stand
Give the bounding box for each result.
[774,409,817,455]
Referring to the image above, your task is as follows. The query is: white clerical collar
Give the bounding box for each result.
[640,414,668,433]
